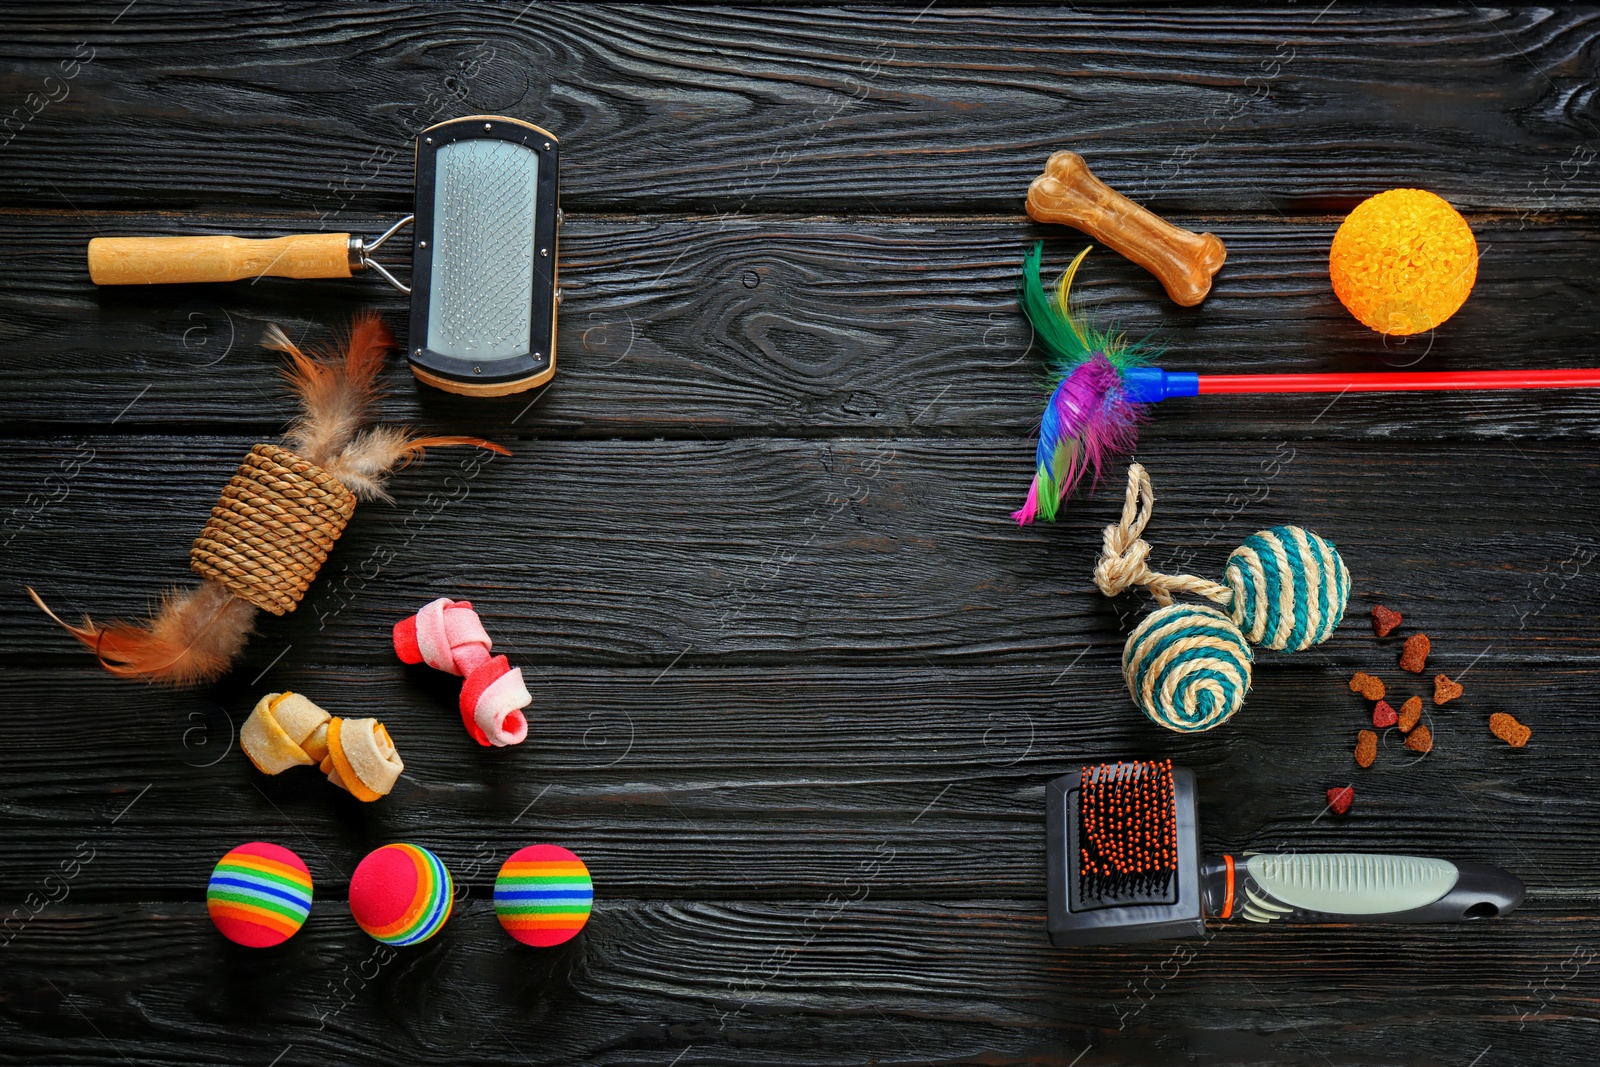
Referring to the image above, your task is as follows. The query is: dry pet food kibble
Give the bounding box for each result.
[1405,723,1433,754]
[1371,604,1403,638]
[1349,672,1386,701]
[1398,695,1423,733]
[1326,785,1355,815]
[1400,633,1431,673]
[1372,699,1399,728]
[1434,673,1464,705]
[1355,729,1378,768]
[1489,712,1532,748]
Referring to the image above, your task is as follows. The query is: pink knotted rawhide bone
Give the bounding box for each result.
[460,655,531,747]
[394,598,530,747]
[393,597,492,675]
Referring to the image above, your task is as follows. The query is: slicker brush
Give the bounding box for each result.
[1046,759,1525,947]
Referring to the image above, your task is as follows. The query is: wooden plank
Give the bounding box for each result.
[0,662,1580,896]
[2,5,1600,213]
[0,901,1593,1065]
[3,6,1594,1064]
[3,209,1600,439]
[3,436,1597,666]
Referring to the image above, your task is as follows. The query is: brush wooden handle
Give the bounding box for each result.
[1026,151,1226,307]
[87,233,355,285]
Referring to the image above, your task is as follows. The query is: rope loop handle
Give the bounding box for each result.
[1092,463,1233,608]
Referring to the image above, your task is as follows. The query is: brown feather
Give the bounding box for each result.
[28,313,506,686]
[322,429,511,501]
[396,435,513,466]
[28,581,256,686]
[275,312,395,468]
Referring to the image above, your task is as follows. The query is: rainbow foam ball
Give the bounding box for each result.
[1329,188,1477,336]
[349,844,454,946]
[494,844,593,947]
[207,842,313,947]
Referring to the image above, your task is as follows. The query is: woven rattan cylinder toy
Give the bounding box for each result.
[29,314,506,685]
[189,443,358,616]
[1092,463,1349,732]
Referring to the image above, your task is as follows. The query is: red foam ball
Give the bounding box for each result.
[349,844,453,946]
[350,846,419,930]
[207,841,313,948]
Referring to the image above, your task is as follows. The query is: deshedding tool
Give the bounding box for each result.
[1046,760,1523,947]
[86,115,561,397]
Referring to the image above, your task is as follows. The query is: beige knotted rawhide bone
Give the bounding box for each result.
[1026,151,1227,306]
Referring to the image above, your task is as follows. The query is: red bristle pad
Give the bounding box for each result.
[1326,786,1354,815]
[1077,759,1177,895]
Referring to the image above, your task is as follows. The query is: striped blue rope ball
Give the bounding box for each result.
[1223,526,1350,652]
[1122,604,1254,733]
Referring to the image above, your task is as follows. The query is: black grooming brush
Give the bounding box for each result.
[1046,760,1524,947]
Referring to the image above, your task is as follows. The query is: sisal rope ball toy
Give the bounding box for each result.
[1222,527,1349,651]
[1122,604,1253,732]
[1329,188,1477,336]
[26,315,507,686]
[1094,464,1350,732]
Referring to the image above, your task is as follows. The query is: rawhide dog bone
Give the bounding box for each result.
[1025,151,1226,307]
[460,655,531,748]
[393,597,493,676]
[242,693,403,801]
[321,717,404,802]
[242,692,332,774]
[396,597,532,747]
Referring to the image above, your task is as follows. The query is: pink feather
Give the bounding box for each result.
[1013,354,1142,525]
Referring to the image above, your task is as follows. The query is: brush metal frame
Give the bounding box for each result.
[408,115,561,397]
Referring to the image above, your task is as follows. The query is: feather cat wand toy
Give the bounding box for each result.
[28,313,508,685]
[1013,243,1600,523]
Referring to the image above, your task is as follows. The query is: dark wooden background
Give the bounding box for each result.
[2,3,1598,1064]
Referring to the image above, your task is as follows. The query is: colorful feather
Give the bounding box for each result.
[1021,242,1162,377]
[1013,244,1152,524]
[1012,354,1141,524]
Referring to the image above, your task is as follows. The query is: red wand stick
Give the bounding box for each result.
[1125,366,1600,401]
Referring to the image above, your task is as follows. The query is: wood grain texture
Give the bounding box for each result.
[3,210,1600,439]
[0,662,1584,899]
[2,5,1600,213]
[3,436,1597,666]
[0,902,1596,1066]
[2,4,1597,1065]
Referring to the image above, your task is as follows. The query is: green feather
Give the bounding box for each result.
[1020,242,1163,381]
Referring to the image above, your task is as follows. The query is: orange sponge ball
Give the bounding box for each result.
[1329,189,1477,336]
